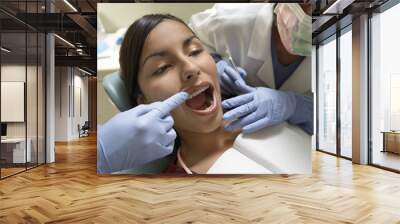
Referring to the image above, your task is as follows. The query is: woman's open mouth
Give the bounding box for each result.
[185,83,217,116]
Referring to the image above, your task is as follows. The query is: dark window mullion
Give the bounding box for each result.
[25,0,28,171]
[36,0,39,168]
[0,22,2,179]
[316,44,320,151]
[336,26,341,157]
[367,11,373,166]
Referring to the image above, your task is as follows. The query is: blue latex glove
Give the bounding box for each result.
[218,59,313,135]
[216,60,249,97]
[98,92,189,174]
[222,84,297,134]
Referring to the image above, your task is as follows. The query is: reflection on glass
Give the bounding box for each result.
[340,29,352,158]
[371,3,400,171]
[318,37,337,154]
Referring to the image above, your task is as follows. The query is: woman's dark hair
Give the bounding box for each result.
[119,14,195,157]
[119,14,194,106]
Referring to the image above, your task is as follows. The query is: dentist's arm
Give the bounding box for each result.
[97,92,189,174]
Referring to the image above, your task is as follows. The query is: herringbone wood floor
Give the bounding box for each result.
[0,134,400,223]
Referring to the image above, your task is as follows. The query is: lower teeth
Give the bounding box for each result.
[201,101,210,110]
[202,97,213,110]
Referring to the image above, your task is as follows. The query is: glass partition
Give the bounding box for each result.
[0,1,46,179]
[1,29,28,178]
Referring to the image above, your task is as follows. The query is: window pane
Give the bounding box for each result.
[371,3,400,171]
[340,29,352,158]
[318,37,337,154]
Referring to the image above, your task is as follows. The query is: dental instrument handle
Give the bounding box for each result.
[228,56,239,72]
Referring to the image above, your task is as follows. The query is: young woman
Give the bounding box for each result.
[119,14,240,174]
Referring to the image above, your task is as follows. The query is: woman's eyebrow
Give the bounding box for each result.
[142,35,200,66]
[142,51,166,66]
[183,35,199,48]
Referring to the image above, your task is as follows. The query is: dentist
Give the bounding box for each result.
[189,3,313,135]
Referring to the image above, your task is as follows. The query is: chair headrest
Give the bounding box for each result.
[102,71,133,112]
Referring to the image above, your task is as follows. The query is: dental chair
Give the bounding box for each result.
[102,71,174,174]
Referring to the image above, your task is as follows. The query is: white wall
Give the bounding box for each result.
[55,67,68,141]
[1,65,37,137]
[1,63,46,164]
[98,3,214,33]
[1,65,26,142]
[72,73,89,138]
[55,67,89,141]
[1,66,26,137]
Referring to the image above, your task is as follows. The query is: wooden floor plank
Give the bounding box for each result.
[0,135,399,223]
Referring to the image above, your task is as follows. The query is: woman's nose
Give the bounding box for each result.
[181,59,200,82]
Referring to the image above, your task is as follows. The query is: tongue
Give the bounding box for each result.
[186,91,207,110]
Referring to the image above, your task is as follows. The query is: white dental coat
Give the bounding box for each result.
[189,3,311,94]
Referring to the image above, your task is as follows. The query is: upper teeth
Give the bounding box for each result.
[189,86,209,99]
